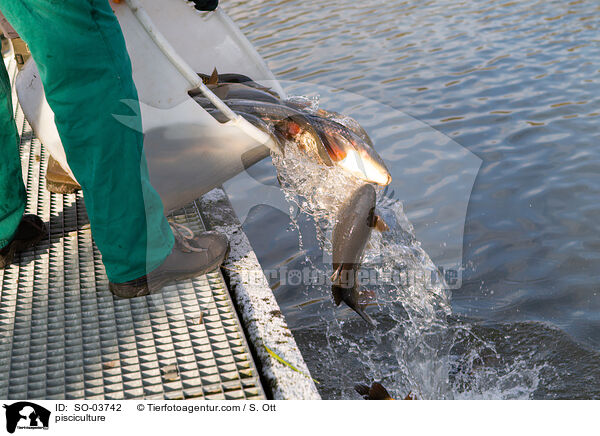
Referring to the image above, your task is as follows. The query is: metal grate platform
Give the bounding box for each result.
[0,100,266,400]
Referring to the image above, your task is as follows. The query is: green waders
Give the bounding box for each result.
[0,56,25,253]
[0,0,174,283]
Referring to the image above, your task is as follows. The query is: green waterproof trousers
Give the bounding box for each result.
[0,0,174,283]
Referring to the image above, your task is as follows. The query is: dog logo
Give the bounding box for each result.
[2,402,50,433]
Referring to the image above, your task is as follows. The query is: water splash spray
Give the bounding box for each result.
[269,128,542,399]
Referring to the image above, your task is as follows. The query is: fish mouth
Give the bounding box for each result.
[317,128,391,185]
[330,145,391,186]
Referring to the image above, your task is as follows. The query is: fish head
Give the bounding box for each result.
[325,134,392,186]
[278,118,334,166]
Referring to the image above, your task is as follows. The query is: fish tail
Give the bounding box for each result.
[355,305,377,327]
[332,284,377,326]
[331,285,344,306]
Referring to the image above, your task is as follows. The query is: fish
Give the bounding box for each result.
[206,108,271,132]
[355,382,416,400]
[192,68,280,102]
[225,100,335,166]
[191,82,281,104]
[192,80,391,186]
[355,382,394,400]
[198,70,253,85]
[198,70,279,97]
[194,97,333,166]
[283,103,374,149]
[314,108,375,149]
[331,184,388,326]
[210,83,281,104]
[308,115,391,186]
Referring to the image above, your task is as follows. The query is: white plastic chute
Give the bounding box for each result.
[15,0,284,212]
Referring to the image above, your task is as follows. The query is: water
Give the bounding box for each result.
[221,0,600,399]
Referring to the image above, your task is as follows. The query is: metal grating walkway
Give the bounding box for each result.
[0,101,266,400]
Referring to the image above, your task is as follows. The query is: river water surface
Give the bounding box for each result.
[221,0,600,399]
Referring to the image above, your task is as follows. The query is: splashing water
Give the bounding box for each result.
[269,128,544,399]
[271,139,454,398]
[285,95,320,113]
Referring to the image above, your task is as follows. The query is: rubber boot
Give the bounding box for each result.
[109,225,229,298]
[0,214,47,269]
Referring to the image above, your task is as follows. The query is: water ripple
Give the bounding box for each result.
[223,0,600,398]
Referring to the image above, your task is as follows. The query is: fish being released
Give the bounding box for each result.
[331,184,388,326]
[194,97,333,166]
[195,69,392,186]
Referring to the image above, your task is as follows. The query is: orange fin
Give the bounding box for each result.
[372,214,389,232]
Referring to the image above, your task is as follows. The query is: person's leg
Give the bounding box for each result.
[0,0,174,283]
[0,52,26,250]
[0,54,46,269]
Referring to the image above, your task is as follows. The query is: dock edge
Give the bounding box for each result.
[197,188,321,400]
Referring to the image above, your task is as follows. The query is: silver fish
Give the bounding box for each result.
[331,184,388,326]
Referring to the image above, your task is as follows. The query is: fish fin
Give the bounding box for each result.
[354,384,371,399]
[371,214,389,232]
[273,130,287,156]
[404,391,416,400]
[354,292,377,326]
[369,383,393,400]
[330,265,342,283]
[319,130,347,163]
[211,85,230,100]
[331,285,343,306]
[355,305,377,327]
[208,67,219,85]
